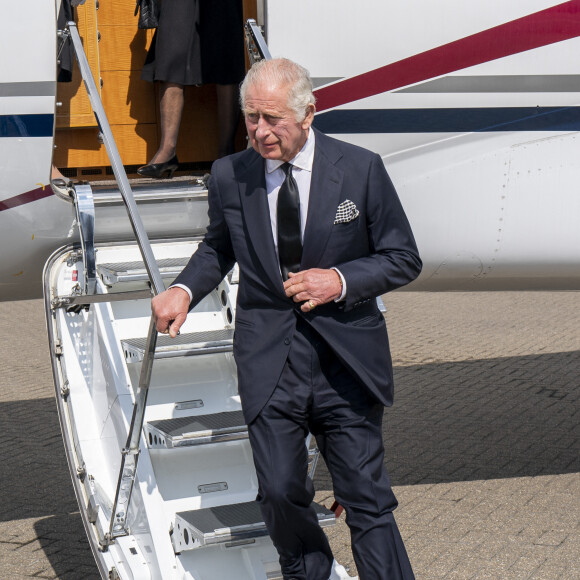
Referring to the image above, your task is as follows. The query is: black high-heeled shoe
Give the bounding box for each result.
[137,155,179,179]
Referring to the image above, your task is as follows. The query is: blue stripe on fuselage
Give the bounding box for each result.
[0,114,54,138]
[313,107,580,133]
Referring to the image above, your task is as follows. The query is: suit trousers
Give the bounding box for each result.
[247,316,415,580]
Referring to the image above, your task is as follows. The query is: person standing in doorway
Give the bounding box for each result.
[138,0,245,178]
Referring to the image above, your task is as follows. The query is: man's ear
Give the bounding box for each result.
[301,104,316,129]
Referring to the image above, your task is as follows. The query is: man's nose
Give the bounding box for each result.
[255,117,271,139]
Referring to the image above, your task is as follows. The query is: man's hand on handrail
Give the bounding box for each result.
[152,286,190,338]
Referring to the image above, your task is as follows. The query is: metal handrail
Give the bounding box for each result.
[67,23,165,295]
[72,184,97,294]
[244,19,271,64]
[67,21,164,543]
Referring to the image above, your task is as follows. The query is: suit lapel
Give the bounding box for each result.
[301,134,344,268]
[238,153,285,293]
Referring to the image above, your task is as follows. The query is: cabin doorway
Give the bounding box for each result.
[53,0,257,180]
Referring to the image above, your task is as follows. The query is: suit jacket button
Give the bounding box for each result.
[284,338,290,345]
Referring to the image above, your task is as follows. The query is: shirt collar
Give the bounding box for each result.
[266,129,316,174]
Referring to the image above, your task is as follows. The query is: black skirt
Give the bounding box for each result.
[141,0,245,86]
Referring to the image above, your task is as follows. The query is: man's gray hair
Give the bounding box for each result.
[240,58,316,122]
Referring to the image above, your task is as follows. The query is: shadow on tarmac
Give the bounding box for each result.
[34,514,101,580]
[316,351,580,487]
[1,351,579,576]
[1,396,100,575]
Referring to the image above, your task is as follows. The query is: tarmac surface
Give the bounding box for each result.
[1,292,579,579]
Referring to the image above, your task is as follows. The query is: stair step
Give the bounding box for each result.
[146,411,247,448]
[98,257,189,285]
[173,501,335,551]
[122,329,234,362]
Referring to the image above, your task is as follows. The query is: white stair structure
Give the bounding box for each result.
[43,19,353,580]
[46,241,338,579]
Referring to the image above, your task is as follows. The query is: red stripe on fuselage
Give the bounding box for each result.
[314,0,580,112]
[0,186,54,212]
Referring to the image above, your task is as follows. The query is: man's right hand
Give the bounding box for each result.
[151,287,191,338]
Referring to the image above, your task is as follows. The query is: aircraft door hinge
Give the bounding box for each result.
[121,446,140,457]
[76,462,86,481]
[51,296,66,310]
[60,380,70,399]
[66,251,82,267]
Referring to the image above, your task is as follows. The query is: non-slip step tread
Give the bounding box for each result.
[180,501,264,534]
[122,329,234,362]
[146,410,247,448]
[173,501,335,550]
[98,258,189,284]
[149,411,246,437]
[177,500,334,535]
[99,257,189,273]
[126,329,233,350]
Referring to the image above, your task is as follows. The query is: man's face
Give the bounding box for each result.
[244,81,314,162]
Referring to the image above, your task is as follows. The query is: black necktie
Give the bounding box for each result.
[277,162,302,281]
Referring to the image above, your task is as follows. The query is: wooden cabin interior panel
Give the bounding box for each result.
[54,0,257,178]
[55,1,100,129]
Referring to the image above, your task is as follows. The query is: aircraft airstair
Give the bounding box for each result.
[44,19,351,580]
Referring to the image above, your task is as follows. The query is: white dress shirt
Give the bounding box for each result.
[266,130,346,301]
[265,128,316,249]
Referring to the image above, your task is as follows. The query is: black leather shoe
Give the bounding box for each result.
[137,155,179,179]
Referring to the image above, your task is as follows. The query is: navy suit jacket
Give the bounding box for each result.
[173,129,422,423]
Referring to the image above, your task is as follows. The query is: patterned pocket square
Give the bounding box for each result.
[334,199,360,224]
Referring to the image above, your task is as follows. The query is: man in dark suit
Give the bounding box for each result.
[152,58,421,580]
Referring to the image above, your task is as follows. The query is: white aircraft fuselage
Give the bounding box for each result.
[2,0,580,301]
